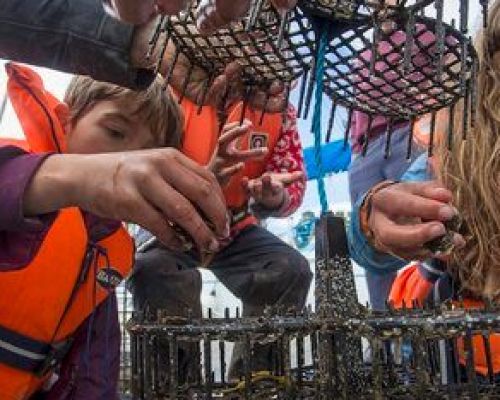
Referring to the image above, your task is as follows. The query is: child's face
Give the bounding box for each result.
[66,98,156,154]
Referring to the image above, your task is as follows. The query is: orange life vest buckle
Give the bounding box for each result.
[34,338,73,378]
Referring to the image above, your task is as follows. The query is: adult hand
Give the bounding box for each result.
[196,0,298,34]
[160,40,286,112]
[107,0,189,25]
[208,119,268,185]
[367,181,466,261]
[242,171,303,210]
[24,149,229,252]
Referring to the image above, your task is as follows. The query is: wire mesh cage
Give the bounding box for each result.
[127,215,500,399]
[152,0,314,99]
[289,0,479,157]
[148,0,481,157]
[319,16,476,120]
[297,0,434,23]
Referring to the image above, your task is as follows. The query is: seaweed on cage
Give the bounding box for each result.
[127,214,500,400]
[127,302,500,399]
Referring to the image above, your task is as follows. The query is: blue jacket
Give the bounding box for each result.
[348,154,432,275]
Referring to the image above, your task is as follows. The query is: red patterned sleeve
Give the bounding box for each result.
[265,104,307,217]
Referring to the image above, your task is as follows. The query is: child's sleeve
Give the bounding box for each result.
[348,154,432,274]
[0,146,58,271]
[254,105,306,218]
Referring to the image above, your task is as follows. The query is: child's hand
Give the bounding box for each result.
[208,119,268,186]
[242,171,303,210]
[24,149,229,253]
[366,181,466,261]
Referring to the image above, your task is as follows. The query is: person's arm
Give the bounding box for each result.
[248,105,306,218]
[23,147,228,252]
[0,0,155,90]
[348,154,451,273]
[0,146,59,271]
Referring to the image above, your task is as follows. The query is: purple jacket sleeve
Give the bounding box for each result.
[43,295,121,400]
[0,146,57,271]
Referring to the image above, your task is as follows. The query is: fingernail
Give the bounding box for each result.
[430,224,447,238]
[208,238,219,252]
[438,205,455,220]
[223,222,230,238]
[453,234,466,249]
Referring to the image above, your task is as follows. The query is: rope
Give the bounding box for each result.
[311,28,329,214]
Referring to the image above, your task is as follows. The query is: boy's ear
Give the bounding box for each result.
[54,102,70,135]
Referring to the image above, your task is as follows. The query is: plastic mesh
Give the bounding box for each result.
[298,0,434,23]
[167,1,313,87]
[297,15,477,118]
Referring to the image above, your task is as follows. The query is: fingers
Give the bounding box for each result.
[110,0,156,24]
[133,196,185,250]
[249,89,286,113]
[196,0,251,34]
[140,174,220,252]
[204,74,228,106]
[217,162,244,182]
[156,0,189,15]
[452,232,466,249]
[261,174,275,195]
[219,120,252,148]
[244,177,263,200]
[270,0,297,12]
[373,184,456,222]
[219,120,268,161]
[271,171,304,185]
[159,152,228,237]
[224,62,243,79]
[372,215,447,260]
[400,180,453,202]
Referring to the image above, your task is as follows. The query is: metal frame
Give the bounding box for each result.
[127,214,500,399]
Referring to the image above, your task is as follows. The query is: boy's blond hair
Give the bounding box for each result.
[64,75,184,148]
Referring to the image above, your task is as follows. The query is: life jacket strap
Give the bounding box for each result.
[0,324,73,377]
[229,205,251,227]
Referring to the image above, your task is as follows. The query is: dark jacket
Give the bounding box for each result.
[0,146,123,400]
[0,0,154,89]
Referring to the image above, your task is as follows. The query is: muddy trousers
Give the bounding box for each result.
[128,224,312,381]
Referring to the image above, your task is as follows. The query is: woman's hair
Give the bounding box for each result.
[438,0,500,300]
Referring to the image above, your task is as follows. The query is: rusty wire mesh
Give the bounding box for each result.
[164,0,311,88]
[298,0,434,23]
[318,16,476,119]
[126,215,500,399]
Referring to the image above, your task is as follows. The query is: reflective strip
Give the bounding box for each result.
[417,261,446,283]
[136,236,157,253]
[0,338,45,360]
[421,261,446,277]
[0,324,50,372]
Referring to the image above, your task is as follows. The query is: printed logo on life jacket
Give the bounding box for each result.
[96,268,123,290]
[249,132,268,149]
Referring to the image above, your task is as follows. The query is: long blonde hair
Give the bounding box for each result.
[438,0,500,300]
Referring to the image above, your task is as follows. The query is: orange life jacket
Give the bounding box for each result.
[0,63,134,400]
[388,262,500,376]
[387,262,437,309]
[180,98,283,230]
